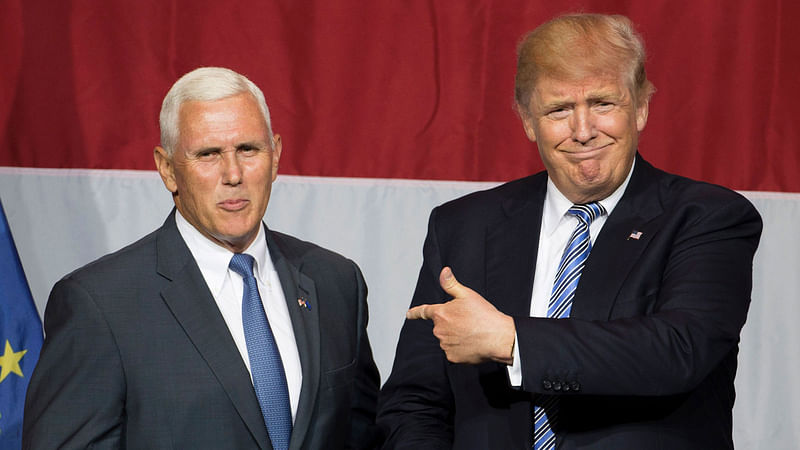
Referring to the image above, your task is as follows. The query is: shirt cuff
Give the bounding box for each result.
[506,332,522,387]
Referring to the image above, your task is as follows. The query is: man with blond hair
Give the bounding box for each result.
[24,67,380,449]
[378,14,761,449]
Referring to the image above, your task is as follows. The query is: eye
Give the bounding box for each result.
[593,102,615,112]
[546,108,570,120]
[196,150,219,160]
[237,144,262,155]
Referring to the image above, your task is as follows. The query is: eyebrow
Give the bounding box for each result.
[193,141,268,154]
[586,91,625,103]
[235,141,268,150]
[539,90,626,111]
[540,100,571,111]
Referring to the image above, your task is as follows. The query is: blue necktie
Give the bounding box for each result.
[229,253,292,450]
[533,202,605,450]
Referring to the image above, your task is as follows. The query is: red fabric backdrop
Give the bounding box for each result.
[2,0,798,191]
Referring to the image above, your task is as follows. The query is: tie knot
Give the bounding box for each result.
[229,253,256,279]
[568,202,606,225]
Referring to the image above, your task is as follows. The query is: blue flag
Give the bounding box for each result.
[0,200,43,449]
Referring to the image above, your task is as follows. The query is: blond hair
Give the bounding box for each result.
[514,14,655,113]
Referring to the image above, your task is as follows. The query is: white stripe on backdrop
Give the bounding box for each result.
[1,167,798,448]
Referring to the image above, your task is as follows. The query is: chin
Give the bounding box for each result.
[226,226,258,240]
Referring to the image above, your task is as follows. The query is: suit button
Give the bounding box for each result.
[570,381,581,392]
[562,383,571,392]
[542,380,552,390]
[553,381,562,391]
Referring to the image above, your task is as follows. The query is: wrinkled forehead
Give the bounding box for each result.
[178,93,264,125]
[528,72,633,109]
[176,94,271,145]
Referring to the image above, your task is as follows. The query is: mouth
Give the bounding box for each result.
[563,143,611,159]
[218,199,249,212]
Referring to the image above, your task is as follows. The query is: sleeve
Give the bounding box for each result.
[516,191,763,396]
[376,208,455,450]
[346,261,382,449]
[22,277,125,449]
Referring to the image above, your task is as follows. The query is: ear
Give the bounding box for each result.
[515,102,538,142]
[154,146,178,193]
[271,134,282,182]
[520,114,538,143]
[635,98,650,132]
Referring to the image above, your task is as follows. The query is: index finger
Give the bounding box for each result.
[407,304,437,321]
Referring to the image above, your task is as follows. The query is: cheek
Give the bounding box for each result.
[600,113,636,138]
[543,128,577,157]
[175,169,219,200]
[252,157,278,184]
[538,121,569,142]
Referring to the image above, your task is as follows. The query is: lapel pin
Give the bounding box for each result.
[297,296,311,310]
[627,230,643,240]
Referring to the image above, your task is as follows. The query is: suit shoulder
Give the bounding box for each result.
[659,171,759,216]
[270,230,359,270]
[269,231,366,300]
[61,228,159,286]
[638,169,763,243]
[434,172,546,221]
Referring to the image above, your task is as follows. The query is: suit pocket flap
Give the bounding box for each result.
[323,358,356,390]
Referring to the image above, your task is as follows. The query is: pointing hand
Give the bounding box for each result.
[407,267,515,365]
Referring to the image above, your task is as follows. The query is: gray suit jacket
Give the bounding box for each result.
[23,212,380,449]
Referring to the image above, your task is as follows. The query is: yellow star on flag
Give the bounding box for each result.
[0,339,28,383]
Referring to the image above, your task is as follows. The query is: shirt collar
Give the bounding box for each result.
[175,210,275,296]
[542,158,635,236]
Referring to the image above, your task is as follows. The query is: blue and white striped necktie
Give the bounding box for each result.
[533,202,606,450]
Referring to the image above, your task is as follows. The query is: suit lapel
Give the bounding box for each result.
[571,157,666,320]
[484,160,666,323]
[486,174,548,318]
[267,230,321,450]
[482,175,547,440]
[155,212,271,449]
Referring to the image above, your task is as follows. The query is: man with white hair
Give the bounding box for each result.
[23,67,380,449]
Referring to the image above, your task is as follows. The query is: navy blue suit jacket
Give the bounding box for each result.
[378,156,761,449]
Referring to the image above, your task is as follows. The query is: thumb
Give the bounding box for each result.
[439,267,471,299]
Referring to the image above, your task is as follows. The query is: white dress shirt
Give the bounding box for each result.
[175,211,302,421]
[507,161,635,385]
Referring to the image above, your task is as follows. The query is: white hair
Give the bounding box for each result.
[159,67,273,156]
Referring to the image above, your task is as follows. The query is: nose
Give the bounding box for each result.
[571,106,597,144]
[221,150,243,185]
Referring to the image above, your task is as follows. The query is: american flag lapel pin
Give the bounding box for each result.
[627,230,643,240]
[297,296,311,310]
